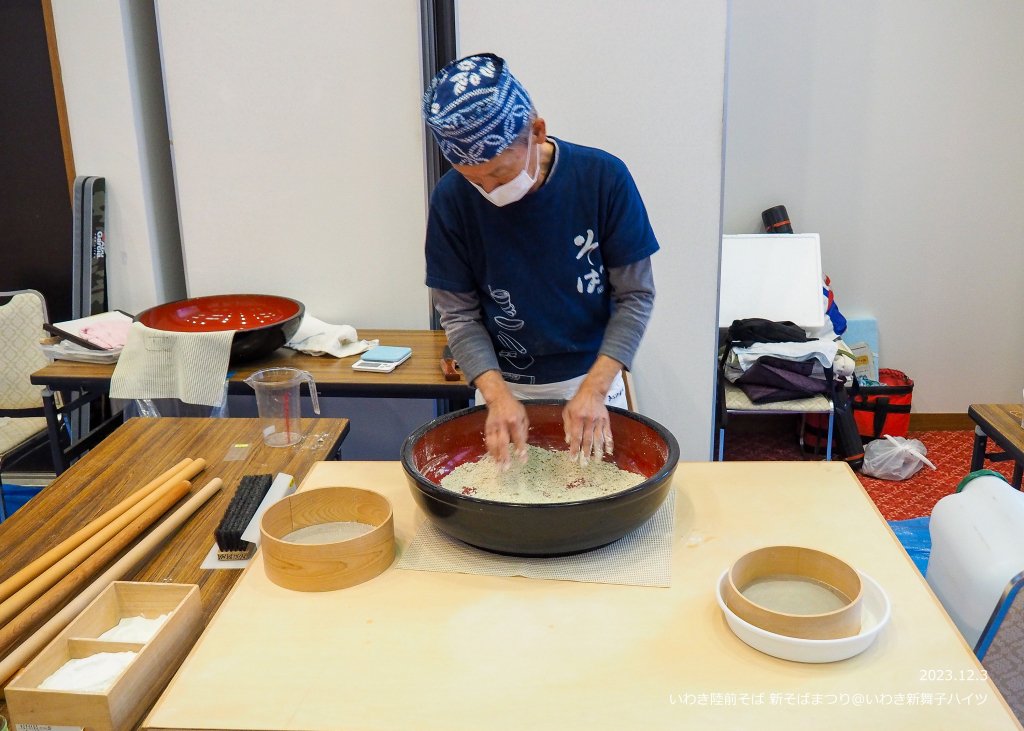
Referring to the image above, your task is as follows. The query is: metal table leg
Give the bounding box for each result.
[41,387,67,475]
[971,425,988,472]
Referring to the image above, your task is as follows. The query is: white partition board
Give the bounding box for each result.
[154,1,429,327]
[52,0,187,314]
[719,234,824,328]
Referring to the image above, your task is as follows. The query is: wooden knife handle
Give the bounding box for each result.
[440,358,460,381]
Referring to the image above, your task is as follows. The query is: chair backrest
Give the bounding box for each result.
[0,290,50,411]
[623,370,636,412]
[981,581,1024,724]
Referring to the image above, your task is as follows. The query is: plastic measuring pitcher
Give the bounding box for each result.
[244,368,320,447]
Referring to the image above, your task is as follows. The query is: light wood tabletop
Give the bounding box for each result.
[145,460,1023,731]
[0,416,349,721]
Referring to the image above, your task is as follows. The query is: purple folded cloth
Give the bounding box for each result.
[735,356,829,404]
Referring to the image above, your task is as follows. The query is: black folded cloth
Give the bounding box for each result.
[727,318,812,348]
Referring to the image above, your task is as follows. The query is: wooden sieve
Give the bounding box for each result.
[721,545,863,640]
[260,487,395,592]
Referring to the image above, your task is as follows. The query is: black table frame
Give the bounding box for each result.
[969,404,1024,489]
[32,371,472,475]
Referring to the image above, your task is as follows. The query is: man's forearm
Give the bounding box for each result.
[600,258,655,370]
[431,287,500,385]
[473,368,516,404]
[578,354,625,400]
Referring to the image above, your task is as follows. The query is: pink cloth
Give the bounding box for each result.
[80,320,132,349]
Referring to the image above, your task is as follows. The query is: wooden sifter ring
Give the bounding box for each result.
[721,545,863,640]
[260,487,395,592]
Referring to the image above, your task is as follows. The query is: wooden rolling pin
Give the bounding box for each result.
[0,457,206,604]
[0,478,192,658]
[0,463,203,628]
[0,477,224,688]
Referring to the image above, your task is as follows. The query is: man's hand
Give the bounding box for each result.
[563,387,612,466]
[563,356,623,465]
[475,370,529,468]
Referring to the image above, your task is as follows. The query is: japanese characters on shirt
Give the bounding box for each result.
[574,228,604,294]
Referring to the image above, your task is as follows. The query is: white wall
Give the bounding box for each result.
[154,0,430,328]
[724,1,1024,412]
[458,0,729,459]
[51,0,185,314]
[152,0,439,461]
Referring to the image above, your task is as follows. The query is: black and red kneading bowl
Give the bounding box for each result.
[135,293,304,363]
[401,401,680,556]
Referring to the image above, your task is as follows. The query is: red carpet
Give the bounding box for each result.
[722,427,1018,521]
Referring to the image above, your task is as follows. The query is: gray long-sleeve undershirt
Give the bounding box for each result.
[431,257,655,387]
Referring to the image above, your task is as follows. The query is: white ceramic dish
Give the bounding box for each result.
[716,569,891,663]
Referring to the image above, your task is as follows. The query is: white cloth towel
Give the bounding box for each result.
[285,315,375,358]
[110,322,234,407]
[724,339,854,383]
[730,339,839,371]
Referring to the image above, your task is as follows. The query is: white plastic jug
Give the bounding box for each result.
[927,474,1024,651]
[244,368,320,447]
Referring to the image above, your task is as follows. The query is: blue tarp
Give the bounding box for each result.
[0,484,43,521]
[888,516,931,576]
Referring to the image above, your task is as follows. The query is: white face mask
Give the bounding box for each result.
[471,134,540,207]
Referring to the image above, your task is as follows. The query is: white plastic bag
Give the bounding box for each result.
[862,435,936,481]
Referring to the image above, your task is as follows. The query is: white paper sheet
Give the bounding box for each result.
[200,473,296,570]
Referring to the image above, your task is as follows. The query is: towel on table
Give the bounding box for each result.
[110,322,234,407]
[80,319,132,349]
[285,315,375,358]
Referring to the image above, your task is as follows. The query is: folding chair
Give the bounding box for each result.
[715,233,832,461]
[716,381,834,461]
[0,290,52,519]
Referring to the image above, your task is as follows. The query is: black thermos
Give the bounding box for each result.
[762,205,794,234]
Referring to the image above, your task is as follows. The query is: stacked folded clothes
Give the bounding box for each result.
[722,324,855,404]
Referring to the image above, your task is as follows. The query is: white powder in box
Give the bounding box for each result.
[39,651,137,692]
[97,613,170,643]
[439,445,644,504]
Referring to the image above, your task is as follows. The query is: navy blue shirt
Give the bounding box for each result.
[425,139,659,384]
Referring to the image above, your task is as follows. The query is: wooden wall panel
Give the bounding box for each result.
[0,0,73,321]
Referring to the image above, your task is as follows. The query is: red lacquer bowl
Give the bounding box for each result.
[401,401,680,556]
[136,294,304,363]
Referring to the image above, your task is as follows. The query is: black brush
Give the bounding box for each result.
[215,474,273,560]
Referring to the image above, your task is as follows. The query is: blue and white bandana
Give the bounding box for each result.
[422,53,533,166]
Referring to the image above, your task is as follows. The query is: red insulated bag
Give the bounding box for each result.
[801,388,865,469]
[851,369,914,441]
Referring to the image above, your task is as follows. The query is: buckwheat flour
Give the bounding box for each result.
[439,445,644,503]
